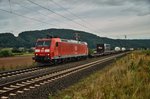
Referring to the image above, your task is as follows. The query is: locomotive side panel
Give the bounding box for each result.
[56,42,88,59]
[78,44,88,56]
[58,42,75,58]
[49,38,61,59]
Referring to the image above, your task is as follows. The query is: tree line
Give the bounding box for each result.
[0,28,150,49]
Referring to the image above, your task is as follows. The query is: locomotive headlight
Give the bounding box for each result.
[45,49,50,52]
[35,49,40,52]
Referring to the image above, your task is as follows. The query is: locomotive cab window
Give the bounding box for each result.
[36,40,51,47]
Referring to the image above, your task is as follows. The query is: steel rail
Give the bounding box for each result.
[0,52,126,98]
[0,66,49,79]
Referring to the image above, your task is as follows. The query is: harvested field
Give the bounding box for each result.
[0,55,34,71]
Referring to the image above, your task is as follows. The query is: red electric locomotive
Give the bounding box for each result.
[33,37,88,63]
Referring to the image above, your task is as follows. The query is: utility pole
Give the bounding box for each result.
[125,35,126,39]
[125,35,127,49]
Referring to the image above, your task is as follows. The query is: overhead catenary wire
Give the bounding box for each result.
[48,0,97,31]
[26,0,86,27]
[8,0,12,13]
[11,0,82,29]
[49,0,107,33]
[26,0,98,33]
[11,0,69,25]
[5,0,104,34]
[49,0,89,24]
[2,0,105,36]
[104,32,150,37]
[0,8,57,27]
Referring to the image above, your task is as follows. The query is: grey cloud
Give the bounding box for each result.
[88,0,150,6]
[138,11,150,16]
[0,0,150,39]
[90,0,127,6]
[121,2,150,16]
[130,0,150,4]
[62,0,150,7]
[61,0,127,6]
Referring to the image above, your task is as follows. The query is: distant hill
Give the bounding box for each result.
[0,28,150,49]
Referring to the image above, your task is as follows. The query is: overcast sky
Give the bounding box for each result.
[0,0,150,39]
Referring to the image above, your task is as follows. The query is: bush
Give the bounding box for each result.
[0,50,13,57]
[142,50,150,55]
[12,48,22,53]
[88,49,94,55]
[27,49,34,53]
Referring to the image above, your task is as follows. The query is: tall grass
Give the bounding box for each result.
[52,51,150,99]
[142,50,150,56]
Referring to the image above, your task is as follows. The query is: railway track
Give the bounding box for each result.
[0,66,49,79]
[0,53,126,99]
[0,54,114,80]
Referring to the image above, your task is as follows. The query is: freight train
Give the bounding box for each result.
[96,44,111,55]
[33,37,88,63]
[33,37,126,64]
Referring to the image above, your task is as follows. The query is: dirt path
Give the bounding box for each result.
[0,56,34,67]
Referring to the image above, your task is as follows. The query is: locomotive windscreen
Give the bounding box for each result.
[36,40,51,47]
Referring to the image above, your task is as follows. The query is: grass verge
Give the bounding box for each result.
[51,51,150,99]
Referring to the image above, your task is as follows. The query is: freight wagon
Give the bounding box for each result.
[96,44,111,55]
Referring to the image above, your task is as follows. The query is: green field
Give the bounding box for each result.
[51,51,150,99]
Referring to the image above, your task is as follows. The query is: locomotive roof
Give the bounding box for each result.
[37,38,87,45]
[61,39,87,45]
